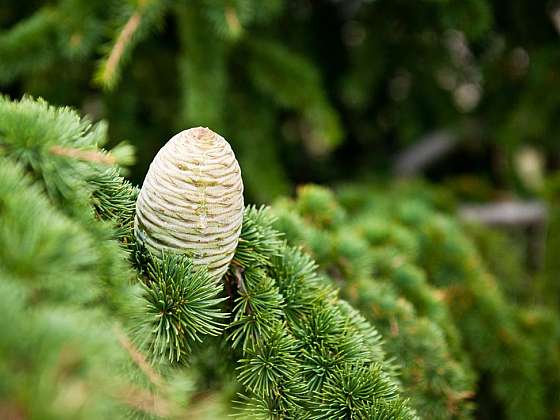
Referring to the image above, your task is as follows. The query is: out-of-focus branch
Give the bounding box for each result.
[95,0,167,89]
[459,201,548,226]
[549,2,560,34]
[460,200,548,271]
[393,131,458,177]
[101,11,142,86]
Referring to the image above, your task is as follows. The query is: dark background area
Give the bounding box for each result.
[2,0,560,203]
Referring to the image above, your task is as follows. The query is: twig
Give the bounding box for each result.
[393,130,458,177]
[118,385,171,418]
[232,265,247,295]
[50,145,116,165]
[113,324,163,388]
[458,201,547,226]
[101,10,142,86]
[225,2,241,35]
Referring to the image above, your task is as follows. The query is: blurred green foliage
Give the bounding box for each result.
[2,0,560,202]
[271,183,560,420]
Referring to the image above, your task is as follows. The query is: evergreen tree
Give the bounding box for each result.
[271,186,476,419]
[269,183,560,420]
[0,96,416,418]
[4,0,557,202]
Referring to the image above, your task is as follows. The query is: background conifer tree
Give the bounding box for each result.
[0,96,416,419]
[3,1,560,418]
[269,183,560,420]
[3,0,560,203]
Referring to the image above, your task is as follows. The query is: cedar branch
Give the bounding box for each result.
[101,10,142,86]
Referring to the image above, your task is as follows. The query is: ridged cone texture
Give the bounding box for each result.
[135,127,244,280]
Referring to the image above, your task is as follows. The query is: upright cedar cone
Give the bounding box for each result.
[135,127,244,280]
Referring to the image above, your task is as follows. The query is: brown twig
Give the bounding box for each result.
[232,265,247,295]
[118,385,171,418]
[231,265,254,316]
[224,2,241,35]
[445,389,475,415]
[113,324,163,388]
[50,145,116,165]
[101,10,142,85]
[390,317,399,336]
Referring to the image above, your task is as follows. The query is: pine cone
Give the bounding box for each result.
[135,127,244,280]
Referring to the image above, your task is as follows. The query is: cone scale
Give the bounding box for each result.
[134,127,244,280]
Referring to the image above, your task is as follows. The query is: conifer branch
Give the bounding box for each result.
[0,8,58,83]
[95,0,167,89]
[227,207,410,417]
[225,2,242,37]
[133,252,229,363]
[101,11,141,87]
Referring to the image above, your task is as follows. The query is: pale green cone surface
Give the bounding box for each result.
[135,127,244,280]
